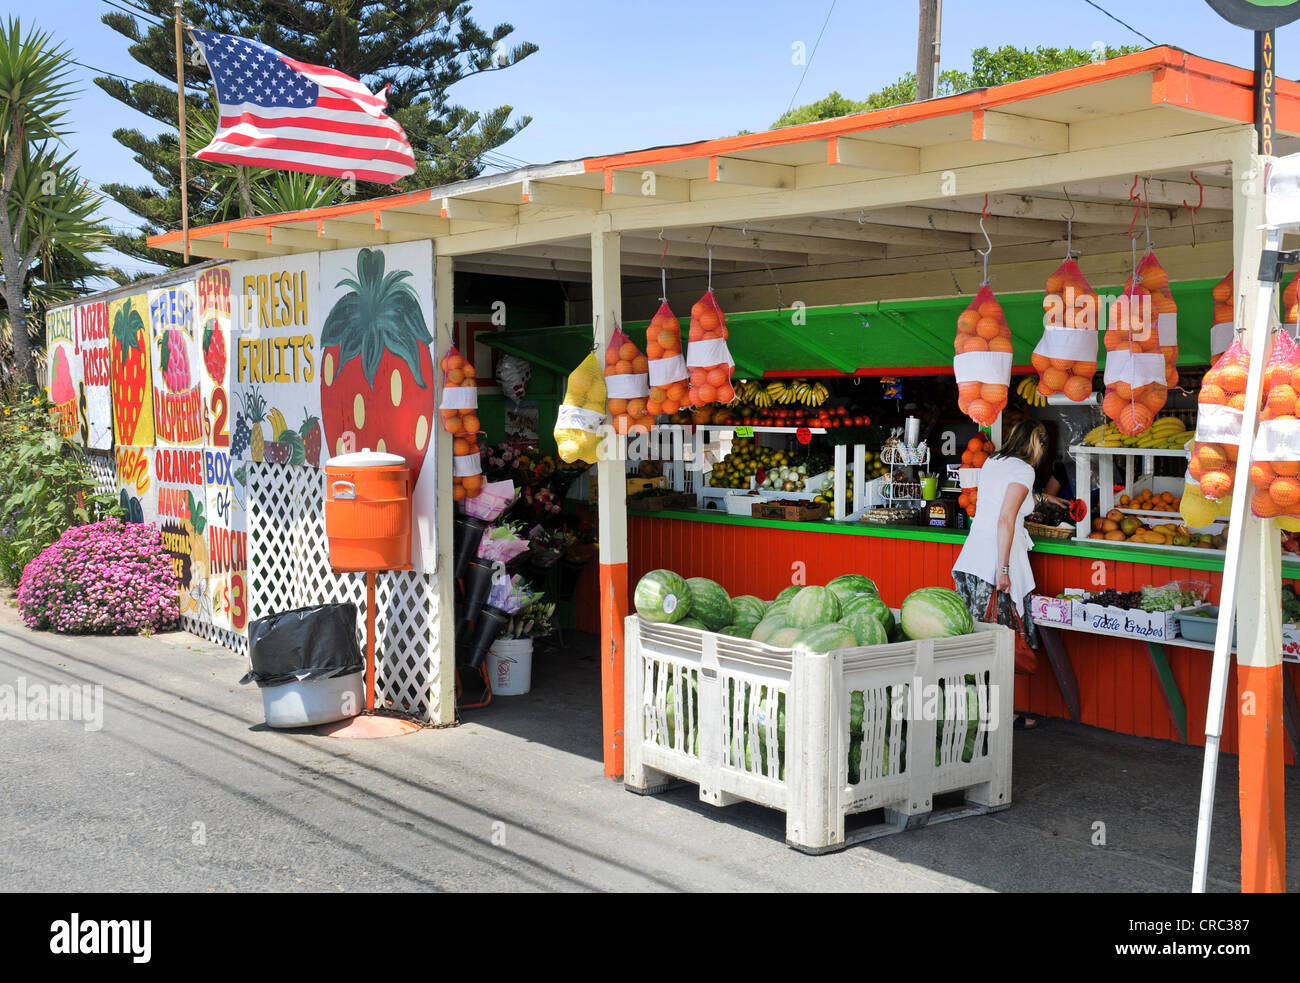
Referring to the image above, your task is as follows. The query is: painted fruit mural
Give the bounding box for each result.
[50,346,76,424]
[319,247,434,484]
[109,294,154,446]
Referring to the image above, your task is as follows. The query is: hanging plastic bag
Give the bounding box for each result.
[440,345,478,436]
[603,326,654,434]
[646,302,688,417]
[1102,284,1166,436]
[495,353,532,405]
[686,290,735,408]
[1032,259,1098,401]
[1188,338,1250,501]
[555,352,608,465]
[1250,331,1300,520]
[954,285,1012,427]
[1211,270,1234,360]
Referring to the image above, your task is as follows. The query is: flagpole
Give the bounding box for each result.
[174,0,190,262]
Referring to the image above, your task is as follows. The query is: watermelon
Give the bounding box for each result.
[730,595,767,625]
[936,675,982,765]
[793,622,857,653]
[775,585,803,603]
[767,626,803,648]
[787,585,841,629]
[888,623,907,644]
[826,574,879,607]
[751,614,789,644]
[677,617,707,630]
[686,577,733,631]
[767,598,792,619]
[900,587,974,639]
[841,610,889,646]
[842,594,895,635]
[719,621,758,639]
[635,570,692,624]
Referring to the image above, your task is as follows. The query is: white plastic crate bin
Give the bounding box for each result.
[624,614,1014,853]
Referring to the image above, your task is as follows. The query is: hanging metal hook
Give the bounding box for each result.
[1183,171,1204,248]
[977,194,993,285]
[858,208,866,226]
[592,313,600,352]
[1062,186,1078,260]
[1127,174,1143,240]
[1143,177,1153,251]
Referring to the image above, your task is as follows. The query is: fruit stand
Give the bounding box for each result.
[139,47,1300,886]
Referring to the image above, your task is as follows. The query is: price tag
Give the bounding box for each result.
[736,426,754,438]
[796,427,812,445]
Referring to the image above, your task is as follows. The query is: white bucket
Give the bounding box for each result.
[487,638,533,696]
[261,670,364,728]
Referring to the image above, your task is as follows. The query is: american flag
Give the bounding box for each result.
[189,29,415,185]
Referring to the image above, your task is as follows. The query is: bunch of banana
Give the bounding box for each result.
[266,407,291,440]
[1083,417,1189,449]
[1136,416,1190,449]
[1016,376,1047,407]
[751,383,774,408]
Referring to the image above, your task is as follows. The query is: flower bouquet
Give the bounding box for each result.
[477,522,530,566]
[461,478,518,521]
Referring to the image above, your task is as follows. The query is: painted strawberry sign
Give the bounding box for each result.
[319,240,437,570]
[108,293,154,446]
[319,245,435,486]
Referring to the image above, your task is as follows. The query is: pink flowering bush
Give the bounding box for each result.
[17,519,179,635]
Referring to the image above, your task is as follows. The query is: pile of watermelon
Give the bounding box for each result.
[633,570,974,653]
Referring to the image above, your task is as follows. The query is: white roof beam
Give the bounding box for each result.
[709,155,795,190]
[440,196,520,224]
[605,168,691,201]
[521,179,603,211]
[826,136,920,173]
[974,109,1070,153]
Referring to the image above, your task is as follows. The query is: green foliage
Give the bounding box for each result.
[0,383,124,585]
[773,44,1144,127]
[0,18,113,387]
[96,1,539,265]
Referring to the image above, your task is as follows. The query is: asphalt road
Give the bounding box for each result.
[0,599,1295,892]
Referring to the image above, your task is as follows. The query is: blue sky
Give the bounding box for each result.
[10,0,1299,274]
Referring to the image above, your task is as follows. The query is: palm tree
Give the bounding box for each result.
[0,18,110,389]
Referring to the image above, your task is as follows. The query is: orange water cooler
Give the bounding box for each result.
[320,448,419,738]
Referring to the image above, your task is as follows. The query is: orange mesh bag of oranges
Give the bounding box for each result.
[1210,270,1234,360]
[954,286,1013,427]
[1249,331,1300,520]
[603,326,654,435]
[554,352,608,465]
[1102,284,1167,436]
[1130,251,1179,390]
[685,290,735,408]
[645,302,688,417]
[439,345,478,435]
[1188,338,1250,503]
[1032,259,1099,401]
[956,433,996,517]
[452,434,483,501]
[1285,272,1300,326]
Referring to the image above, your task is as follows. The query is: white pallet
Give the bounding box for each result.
[624,615,1014,853]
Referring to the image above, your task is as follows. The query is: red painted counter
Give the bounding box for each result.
[574,508,1300,761]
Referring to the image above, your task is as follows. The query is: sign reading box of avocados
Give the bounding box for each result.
[204,446,248,633]
[228,254,321,466]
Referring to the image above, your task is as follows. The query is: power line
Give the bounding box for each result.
[784,0,837,117]
[101,0,165,26]
[1080,0,1157,47]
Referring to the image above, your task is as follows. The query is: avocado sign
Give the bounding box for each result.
[1206,0,1300,30]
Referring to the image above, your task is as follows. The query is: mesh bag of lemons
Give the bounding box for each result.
[555,352,608,464]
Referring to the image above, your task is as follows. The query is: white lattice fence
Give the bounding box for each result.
[182,615,249,656]
[248,463,440,721]
[86,450,117,500]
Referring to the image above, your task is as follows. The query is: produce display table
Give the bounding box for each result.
[603,507,1300,760]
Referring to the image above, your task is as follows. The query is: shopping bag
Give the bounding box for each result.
[984,590,1038,675]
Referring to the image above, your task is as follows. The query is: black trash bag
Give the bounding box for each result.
[239,603,365,688]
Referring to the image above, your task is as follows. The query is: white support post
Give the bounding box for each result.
[592,216,628,780]
[433,252,457,724]
[833,444,848,521]
[1193,133,1280,892]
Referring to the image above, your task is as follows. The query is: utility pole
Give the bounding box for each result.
[916,0,942,101]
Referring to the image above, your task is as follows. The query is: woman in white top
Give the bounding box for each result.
[952,421,1050,728]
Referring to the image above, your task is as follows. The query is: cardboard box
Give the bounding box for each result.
[754,501,831,522]
[1030,592,1082,627]
[725,493,761,516]
[1075,602,1205,642]
[587,474,667,507]
[1282,623,1300,663]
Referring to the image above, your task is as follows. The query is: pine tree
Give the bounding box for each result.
[96,1,537,266]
